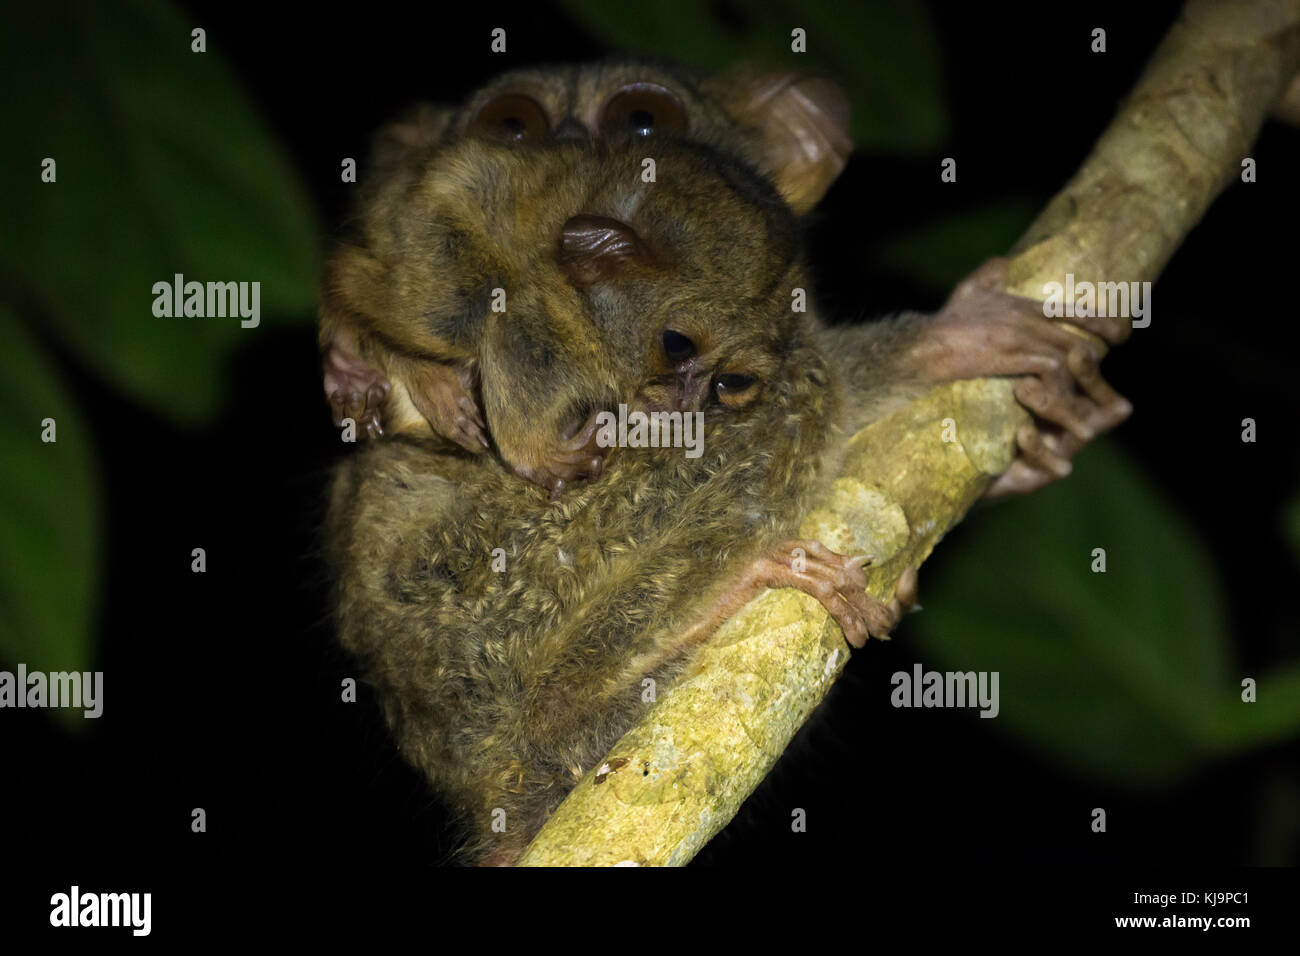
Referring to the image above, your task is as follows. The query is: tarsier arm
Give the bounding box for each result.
[820,257,1131,495]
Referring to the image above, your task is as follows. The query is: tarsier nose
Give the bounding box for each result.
[557,214,649,287]
[551,117,589,141]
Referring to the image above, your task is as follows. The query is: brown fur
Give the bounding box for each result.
[326,311,840,864]
[322,143,938,861]
[322,59,1129,864]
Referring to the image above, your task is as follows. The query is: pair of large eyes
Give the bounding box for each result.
[662,329,758,409]
[470,84,688,142]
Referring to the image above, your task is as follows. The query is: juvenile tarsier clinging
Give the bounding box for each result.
[322,59,1131,864]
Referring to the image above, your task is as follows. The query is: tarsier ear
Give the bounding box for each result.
[704,65,852,214]
[369,102,453,172]
[557,214,656,287]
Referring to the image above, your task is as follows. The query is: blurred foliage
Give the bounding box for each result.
[559,0,948,153]
[0,310,99,728]
[911,439,1300,785]
[0,0,319,682]
[0,0,319,427]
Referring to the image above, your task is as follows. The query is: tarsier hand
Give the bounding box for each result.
[323,332,390,441]
[402,360,489,455]
[323,326,489,454]
[506,411,606,499]
[919,257,1133,497]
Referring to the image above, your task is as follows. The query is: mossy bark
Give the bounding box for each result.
[518,0,1300,867]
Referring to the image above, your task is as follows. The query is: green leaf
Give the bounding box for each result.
[557,0,947,152]
[1211,665,1300,752]
[0,308,99,727]
[910,439,1239,785]
[0,0,320,426]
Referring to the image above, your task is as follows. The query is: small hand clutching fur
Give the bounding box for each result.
[320,59,1131,865]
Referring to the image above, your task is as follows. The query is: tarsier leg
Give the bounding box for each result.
[679,539,918,651]
[323,339,390,440]
[916,257,1133,496]
[484,547,917,866]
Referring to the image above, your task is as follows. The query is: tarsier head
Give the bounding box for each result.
[477,139,809,490]
[323,59,853,491]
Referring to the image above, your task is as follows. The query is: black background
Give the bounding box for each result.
[7,0,1299,934]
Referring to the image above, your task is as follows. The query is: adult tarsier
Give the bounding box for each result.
[321,60,1130,864]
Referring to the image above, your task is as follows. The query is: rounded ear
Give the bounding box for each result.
[703,65,852,214]
[369,102,453,173]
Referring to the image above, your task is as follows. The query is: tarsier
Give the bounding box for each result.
[322,59,1131,864]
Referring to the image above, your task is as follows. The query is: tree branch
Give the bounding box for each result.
[517,0,1300,867]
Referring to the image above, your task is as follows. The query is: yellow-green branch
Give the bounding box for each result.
[518,0,1300,867]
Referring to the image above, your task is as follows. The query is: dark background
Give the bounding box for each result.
[5,0,1299,930]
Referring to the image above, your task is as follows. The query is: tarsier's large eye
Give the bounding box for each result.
[601,84,688,138]
[471,93,550,142]
[713,373,759,409]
